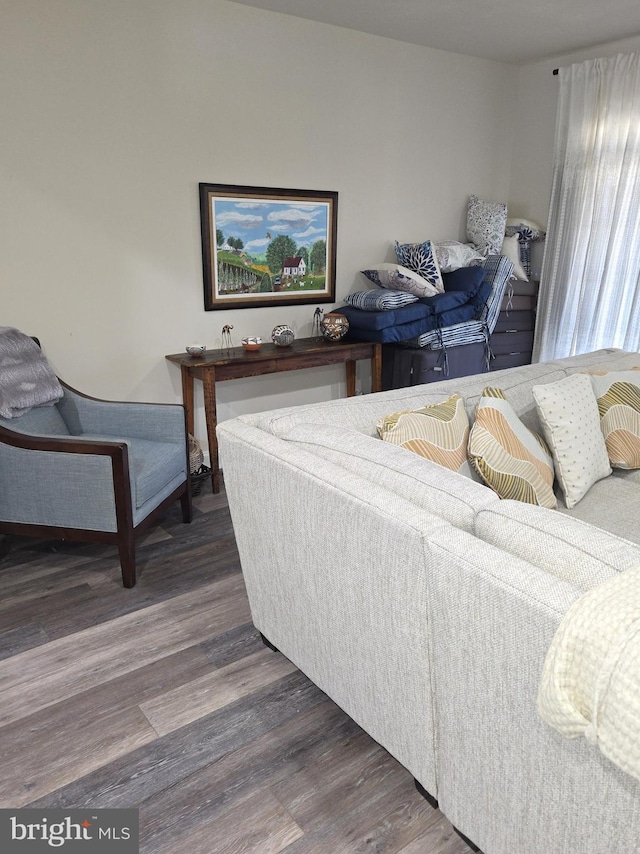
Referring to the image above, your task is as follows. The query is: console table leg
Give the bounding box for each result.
[345,360,356,397]
[202,368,221,493]
[181,366,195,436]
[371,343,382,392]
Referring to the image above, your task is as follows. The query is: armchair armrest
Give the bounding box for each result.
[0,422,127,457]
[0,424,131,532]
[57,382,187,443]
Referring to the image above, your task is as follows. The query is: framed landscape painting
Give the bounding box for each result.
[199,183,338,310]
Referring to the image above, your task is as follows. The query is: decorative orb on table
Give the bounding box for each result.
[271,324,295,347]
[321,312,349,341]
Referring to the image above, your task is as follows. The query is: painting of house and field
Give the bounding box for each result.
[200,184,337,309]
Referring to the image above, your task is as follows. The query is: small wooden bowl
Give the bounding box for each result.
[185,344,206,357]
[241,337,262,351]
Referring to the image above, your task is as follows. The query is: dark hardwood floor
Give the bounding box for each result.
[0,480,472,853]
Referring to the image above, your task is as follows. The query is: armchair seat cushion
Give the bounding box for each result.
[81,434,186,508]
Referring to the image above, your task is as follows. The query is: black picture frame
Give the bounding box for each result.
[199,183,338,310]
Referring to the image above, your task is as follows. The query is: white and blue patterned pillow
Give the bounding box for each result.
[345,289,418,311]
[505,220,546,280]
[394,240,444,293]
[466,195,508,256]
[360,263,439,298]
[506,218,546,242]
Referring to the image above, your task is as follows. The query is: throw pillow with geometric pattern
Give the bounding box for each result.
[468,387,557,508]
[589,369,640,469]
[377,393,472,476]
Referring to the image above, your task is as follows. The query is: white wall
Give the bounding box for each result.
[1,0,518,440]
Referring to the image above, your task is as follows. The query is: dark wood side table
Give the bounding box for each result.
[166,337,382,493]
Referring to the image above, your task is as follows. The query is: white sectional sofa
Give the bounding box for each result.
[217,348,640,854]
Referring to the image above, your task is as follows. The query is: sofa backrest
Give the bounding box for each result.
[474,499,640,590]
[277,422,499,532]
[252,359,569,439]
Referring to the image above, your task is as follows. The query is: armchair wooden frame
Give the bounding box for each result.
[0,380,193,587]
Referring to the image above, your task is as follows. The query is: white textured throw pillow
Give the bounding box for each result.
[533,373,611,509]
[433,240,484,273]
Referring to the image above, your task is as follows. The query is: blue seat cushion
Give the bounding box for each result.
[335,302,432,331]
[420,274,492,323]
[418,290,471,314]
[434,302,479,328]
[81,434,185,508]
[346,313,438,343]
[469,280,492,313]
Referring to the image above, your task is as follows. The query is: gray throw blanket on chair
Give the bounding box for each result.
[0,326,63,419]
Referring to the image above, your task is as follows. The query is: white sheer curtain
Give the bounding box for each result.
[534,52,640,362]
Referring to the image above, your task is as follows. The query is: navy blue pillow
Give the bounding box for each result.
[442,265,485,293]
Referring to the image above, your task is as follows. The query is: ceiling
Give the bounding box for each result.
[229,0,640,65]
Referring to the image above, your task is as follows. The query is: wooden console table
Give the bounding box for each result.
[166,337,382,493]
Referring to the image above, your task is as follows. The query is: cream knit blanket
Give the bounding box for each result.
[537,564,640,782]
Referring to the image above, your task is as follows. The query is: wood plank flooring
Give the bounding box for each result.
[0,481,473,853]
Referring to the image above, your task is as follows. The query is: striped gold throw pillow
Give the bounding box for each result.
[589,370,640,470]
[377,394,472,476]
[468,387,557,508]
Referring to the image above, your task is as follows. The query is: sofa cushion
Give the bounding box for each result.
[468,387,556,508]
[557,474,640,547]
[377,394,473,476]
[278,422,497,531]
[589,370,640,470]
[532,373,611,508]
[475,500,640,590]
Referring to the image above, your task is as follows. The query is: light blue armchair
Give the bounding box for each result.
[0,378,192,587]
